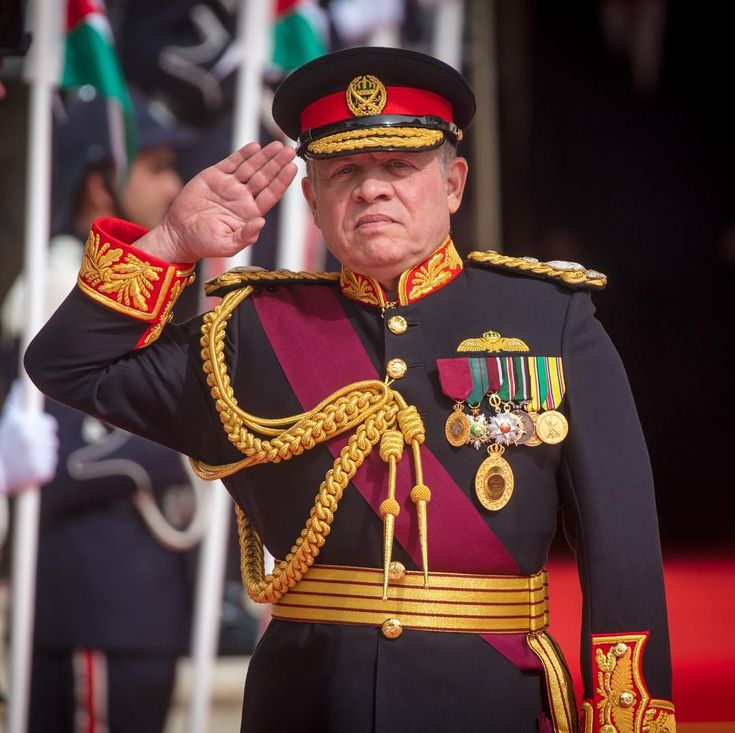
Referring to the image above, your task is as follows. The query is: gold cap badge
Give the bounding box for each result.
[346,75,387,117]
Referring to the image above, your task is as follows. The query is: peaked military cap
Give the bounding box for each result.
[272,46,476,159]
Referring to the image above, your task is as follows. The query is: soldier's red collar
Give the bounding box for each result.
[339,235,463,307]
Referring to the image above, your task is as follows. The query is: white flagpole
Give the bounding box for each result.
[186,1,274,731]
[469,0,502,251]
[6,1,63,732]
[276,155,308,270]
[432,0,465,70]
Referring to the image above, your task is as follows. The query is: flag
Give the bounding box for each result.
[62,0,135,183]
[272,0,327,75]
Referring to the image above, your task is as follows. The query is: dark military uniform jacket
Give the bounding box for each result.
[25,217,675,733]
[34,399,194,652]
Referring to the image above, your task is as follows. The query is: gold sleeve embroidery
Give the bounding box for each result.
[582,633,676,732]
[77,226,195,348]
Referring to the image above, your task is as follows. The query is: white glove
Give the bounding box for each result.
[0,383,59,495]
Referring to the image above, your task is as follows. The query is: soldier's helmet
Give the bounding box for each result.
[51,86,191,235]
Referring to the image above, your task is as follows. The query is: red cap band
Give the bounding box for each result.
[299,86,454,133]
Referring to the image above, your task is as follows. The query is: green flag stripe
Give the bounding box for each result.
[62,21,136,179]
[272,12,327,73]
[63,23,130,106]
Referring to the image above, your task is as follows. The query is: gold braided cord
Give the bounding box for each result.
[307,127,444,156]
[235,402,398,603]
[205,268,339,297]
[194,286,394,450]
[192,283,424,604]
[467,250,607,289]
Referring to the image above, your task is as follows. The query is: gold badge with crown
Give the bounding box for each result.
[346,75,387,117]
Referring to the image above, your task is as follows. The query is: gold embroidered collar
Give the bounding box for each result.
[339,236,463,307]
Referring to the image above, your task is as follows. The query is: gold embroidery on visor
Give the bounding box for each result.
[307,126,445,157]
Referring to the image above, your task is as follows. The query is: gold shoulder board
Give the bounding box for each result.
[205,267,340,297]
[467,251,607,290]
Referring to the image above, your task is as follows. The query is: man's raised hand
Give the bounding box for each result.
[136,141,298,262]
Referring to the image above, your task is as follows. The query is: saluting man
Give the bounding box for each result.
[25,48,675,733]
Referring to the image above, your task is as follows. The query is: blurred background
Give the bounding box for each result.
[1,1,733,731]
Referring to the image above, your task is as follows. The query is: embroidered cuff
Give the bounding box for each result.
[77,217,196,348]
[578,632,676,732]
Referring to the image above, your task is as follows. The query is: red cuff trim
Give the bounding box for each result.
[77,217,196,349]
[300,86,454,132]
[95,215,149,247]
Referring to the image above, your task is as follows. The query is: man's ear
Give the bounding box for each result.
[301,176,319,227]
[446,156,469,215]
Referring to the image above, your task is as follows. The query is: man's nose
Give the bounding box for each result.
[353,172,392,202]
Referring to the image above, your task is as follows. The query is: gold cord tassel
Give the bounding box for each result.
[410,480,431,587]
[379,430,404,599]
[398,407,431,586]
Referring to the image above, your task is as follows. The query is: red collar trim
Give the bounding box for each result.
[339,236,463,308]
[300,86,454,133]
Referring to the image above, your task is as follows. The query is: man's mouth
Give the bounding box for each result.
[355,214,394,229]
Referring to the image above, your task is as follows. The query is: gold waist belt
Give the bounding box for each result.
[270,563,549,636]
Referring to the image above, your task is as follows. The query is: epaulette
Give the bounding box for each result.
[467,250,607,290]
[205,267,340,297]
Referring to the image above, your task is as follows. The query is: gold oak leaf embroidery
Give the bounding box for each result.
[97,253,163,311]
[595,646,635,733]
[341,270,380,305]
[409,249,455,299]
[80,233,124,287]
[643,708,676,733]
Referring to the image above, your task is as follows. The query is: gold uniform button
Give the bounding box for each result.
[388,561,406,581]
[386,358,407,379]
[618,691,635,708]
[382,618,403,639]
[387,315,408,335]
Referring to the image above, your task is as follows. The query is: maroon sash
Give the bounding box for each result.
[253,285,542,671]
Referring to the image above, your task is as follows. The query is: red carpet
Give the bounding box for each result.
[546,551,735,725]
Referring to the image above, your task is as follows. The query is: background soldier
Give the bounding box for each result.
[3,88,198,733]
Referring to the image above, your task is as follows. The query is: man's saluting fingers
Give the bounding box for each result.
[237,143,297,206]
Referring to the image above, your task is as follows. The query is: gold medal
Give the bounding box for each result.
[445,403,470,447]
[475,444,514,511]
[535,410,569,444]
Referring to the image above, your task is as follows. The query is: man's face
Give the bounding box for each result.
[302,148,468,290]
[120,147,182,230]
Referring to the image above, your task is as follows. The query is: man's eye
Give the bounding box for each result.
[387,159,411,169]
[334,165,356,175]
